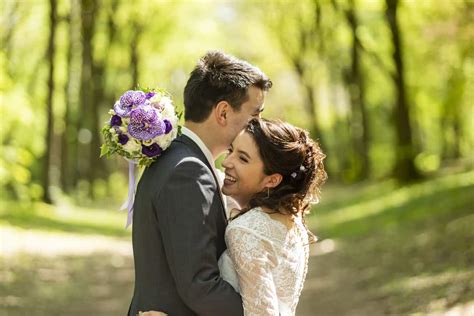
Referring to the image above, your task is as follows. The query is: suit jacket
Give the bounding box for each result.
[128,135,243,316]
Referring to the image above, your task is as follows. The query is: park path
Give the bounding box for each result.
[1,226,131,257]
[2,227,474,315]
[297,239,383,316]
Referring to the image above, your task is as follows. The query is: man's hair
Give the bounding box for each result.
[183,51,272,122]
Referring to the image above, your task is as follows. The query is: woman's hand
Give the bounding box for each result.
[138,311,168,316]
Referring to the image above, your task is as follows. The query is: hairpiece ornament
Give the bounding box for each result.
[291,165,306,179]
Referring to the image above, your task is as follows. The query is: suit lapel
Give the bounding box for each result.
[175,135,228,222]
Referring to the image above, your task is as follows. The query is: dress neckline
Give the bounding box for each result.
[253,207,293,233]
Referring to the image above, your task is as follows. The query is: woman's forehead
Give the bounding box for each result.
[234,132,258,153]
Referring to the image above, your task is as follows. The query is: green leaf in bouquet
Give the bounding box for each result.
[100,143,110,158]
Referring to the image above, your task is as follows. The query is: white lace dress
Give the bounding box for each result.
[218,207,309,316]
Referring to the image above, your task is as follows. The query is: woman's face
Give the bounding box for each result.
[221,130,273,207]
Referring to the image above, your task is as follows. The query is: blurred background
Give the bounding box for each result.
[1,0,473,315]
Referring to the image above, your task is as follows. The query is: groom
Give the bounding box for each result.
[128,51,272,316]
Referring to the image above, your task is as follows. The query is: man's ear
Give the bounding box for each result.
[265,173,283,189]
[214,101,230,126]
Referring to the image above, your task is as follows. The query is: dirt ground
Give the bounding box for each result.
[1,226,473,316]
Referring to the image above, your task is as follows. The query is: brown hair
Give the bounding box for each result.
[240,118,327,241]
[183,51,272,122]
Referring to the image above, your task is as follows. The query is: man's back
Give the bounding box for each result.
[128,135,243,316]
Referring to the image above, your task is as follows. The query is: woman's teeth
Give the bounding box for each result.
[225,174,237,183]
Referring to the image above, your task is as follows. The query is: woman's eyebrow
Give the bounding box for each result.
[237,149,251,160]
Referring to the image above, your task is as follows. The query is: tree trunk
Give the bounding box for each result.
[292,59,326,151]
[89,0,120,183]
[41,0,57,203]
[61,0,81,192]
[345,0,370,180]
[78,0,97,196]
[130,21,141,88]
[441,63,465,160]
[385,0,421,182]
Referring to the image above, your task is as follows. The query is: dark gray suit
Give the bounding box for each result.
[128,135,243,316]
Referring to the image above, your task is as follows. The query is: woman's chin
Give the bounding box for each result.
[221,186,232,196]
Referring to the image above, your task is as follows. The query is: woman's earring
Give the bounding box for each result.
[266,187,270,199]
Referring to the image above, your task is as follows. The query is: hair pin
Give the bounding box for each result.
[291,172,297,178]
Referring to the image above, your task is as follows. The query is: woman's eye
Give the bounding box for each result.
[239,156,248,163]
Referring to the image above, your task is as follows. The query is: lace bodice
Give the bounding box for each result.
[218,207,309,316]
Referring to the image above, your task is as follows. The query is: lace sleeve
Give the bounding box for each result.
[226,225,279,316]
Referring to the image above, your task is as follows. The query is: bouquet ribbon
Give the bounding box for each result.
[120,161,136,228]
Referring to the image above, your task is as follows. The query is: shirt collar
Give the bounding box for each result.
[182,127,215,168]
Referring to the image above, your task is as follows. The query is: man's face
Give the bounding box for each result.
[226,86,266,145]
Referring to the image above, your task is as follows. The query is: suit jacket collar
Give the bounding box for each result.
[175,134,228,222]
[181,127,214,169]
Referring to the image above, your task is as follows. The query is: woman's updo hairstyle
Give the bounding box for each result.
[242,118,327,220]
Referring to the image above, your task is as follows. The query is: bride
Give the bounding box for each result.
[142,118,327,316]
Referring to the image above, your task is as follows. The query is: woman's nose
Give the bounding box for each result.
[222,155,232,169]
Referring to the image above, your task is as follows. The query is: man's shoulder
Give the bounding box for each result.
[143,138,212,184]
[149,138,205,170]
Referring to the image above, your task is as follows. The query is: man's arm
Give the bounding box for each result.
[153,158,243,316]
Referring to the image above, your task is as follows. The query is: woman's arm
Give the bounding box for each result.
[226,226,279,316]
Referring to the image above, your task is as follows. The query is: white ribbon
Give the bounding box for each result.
[120,160,136,228]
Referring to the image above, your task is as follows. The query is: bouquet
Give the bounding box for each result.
[101,88,181,167]
[100,87,181,227]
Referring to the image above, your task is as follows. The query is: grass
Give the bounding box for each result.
[0,199,131,239]
[310,171,474,238]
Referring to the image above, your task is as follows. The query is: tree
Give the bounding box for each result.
[385,0,421,182]
[339,0,371,179]
[41,0,58,203]
[61,0,81,192]
[78,0,99,194]
[265,0,328,151]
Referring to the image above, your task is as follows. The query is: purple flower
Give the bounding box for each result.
[128,105,166,140]
[110,115,122,126]
[114,90,147,117]
[120,90,146,107]
[142,143,162,157]
[145,92,156,99]
[113,101,131,117]
[164,119,173,134]
[118,134,129,145]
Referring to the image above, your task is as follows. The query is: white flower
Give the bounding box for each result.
[149,94,165,111]
[152,121,178,150]
[122,138,141,153]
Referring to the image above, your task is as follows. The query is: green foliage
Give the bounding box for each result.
[1,0,472,200]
